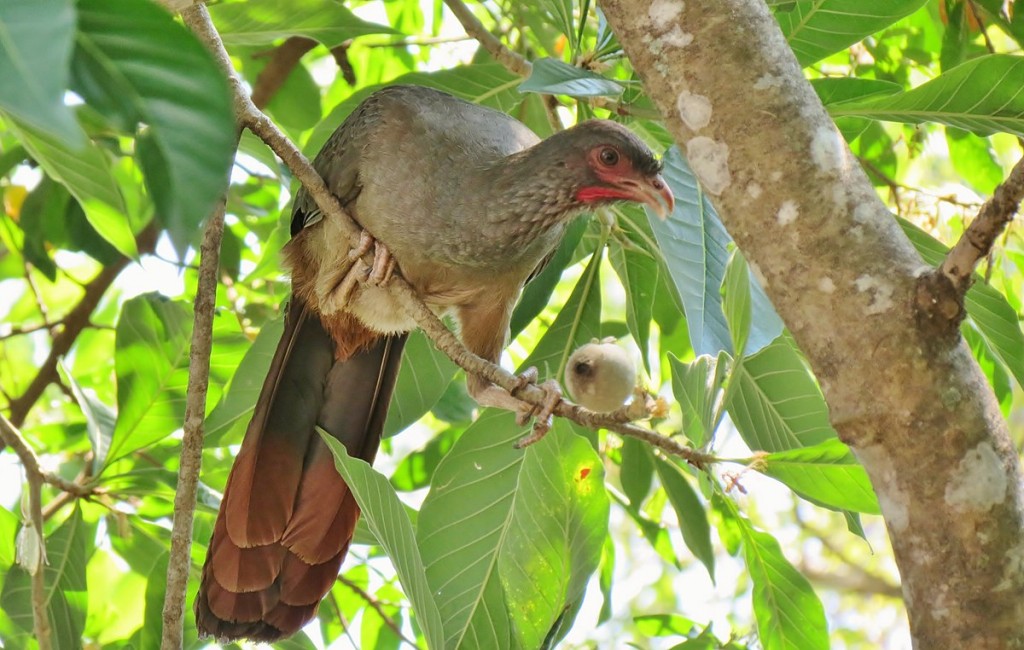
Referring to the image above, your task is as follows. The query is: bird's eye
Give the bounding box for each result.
[599,148,619,166]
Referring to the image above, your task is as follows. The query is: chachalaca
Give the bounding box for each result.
[195,84,673,642]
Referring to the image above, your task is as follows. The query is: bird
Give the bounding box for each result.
[194,84,674,642]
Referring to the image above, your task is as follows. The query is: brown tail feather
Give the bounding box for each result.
[195,301,407,642]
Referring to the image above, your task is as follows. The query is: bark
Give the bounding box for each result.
[601,1,1024,647]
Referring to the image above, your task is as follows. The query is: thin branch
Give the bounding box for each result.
[159,7,238,647]
[338,574,423,649]
[6,223,159,429]
[441,0,532,76]
[251,36,318,110]
[25,475,50,650]
[0,414,97,498]
[183,2,712,468]
[159,199,226,650]
[362,34,476,48]
[0,319,65,340]
[329,44,357,86]
[392,282,712,466]
[0,414,99,650]
[940,154,1024,293]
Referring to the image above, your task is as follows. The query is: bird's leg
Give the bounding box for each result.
[366,239,396,286]
[467,371,564,448]
[457,301,563,447]
[321,231,394,314]
[511,376,563,449]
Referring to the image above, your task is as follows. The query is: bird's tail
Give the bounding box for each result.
[195,301,406,642]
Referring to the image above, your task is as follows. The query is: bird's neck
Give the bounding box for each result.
[480,134,586,228]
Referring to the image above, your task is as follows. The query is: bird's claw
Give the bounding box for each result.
[513,379,563,449]
[511,367,539,398]
[349,230,395,287]
[325,231,395,312]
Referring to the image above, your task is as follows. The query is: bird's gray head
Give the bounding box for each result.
[554,120,674,219]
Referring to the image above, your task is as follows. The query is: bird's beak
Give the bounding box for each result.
[617,174,675,220]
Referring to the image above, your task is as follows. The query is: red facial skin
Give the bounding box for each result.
[574,145,675,218]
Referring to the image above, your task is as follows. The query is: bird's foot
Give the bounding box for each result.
[468,370,563,448]
[367,239,396,286]
[512,379,563,449]
[348,229,396,286]
[322,232,395,313]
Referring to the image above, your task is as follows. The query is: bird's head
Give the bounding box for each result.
[561,121,675,219]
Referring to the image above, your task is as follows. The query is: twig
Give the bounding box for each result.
[159,197,226,650]
[160,8,239,648]
[441,0,532,76]
[338,574,423,649]
[392,282,712,466]
[362,34,475,48]
[183,2,712,468]
[25,475,50,650]
[6,223,159,429]
[0,414,97,498]
[251,36,318,110]
[330,44,358,86]
[23,264,51,326]
[940,155,1024,293]
[0,319,65,340]
[0,414,99,650]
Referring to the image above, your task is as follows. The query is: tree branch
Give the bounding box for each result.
[338,574,423,649]
[159,7,234,647]
[0,413,96,650]
[940,155,1024,293]
[182,0,712,468]
[600,1,1024,646]
[251,36,318,110]
[441,0,531,76]
[6,223,159,429]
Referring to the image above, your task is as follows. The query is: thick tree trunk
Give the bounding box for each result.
[601,0,1024,647]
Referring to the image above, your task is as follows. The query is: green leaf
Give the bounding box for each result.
[384,330,458,437]
[205,314,284,445]
[619,436,654,507]
[811,78,902,105]
[668,353,724,447]
[0,506,17,575]
[308,64,524,156]
[74,0,236,254]
[0,0,84,145]
[945,127,1002,196]
[634,613,697,637]
[653,455,715,578]
[210,0,398,47]
[830,55,1024,137]
[1,506,92,650]
[756,439,880,514]
[722,249,752,357]
[519,57,624,97]
[520,249,603,381]
[417,411,608,650]
[511,217,587,337]
[731,505,829,650]
[496,419,609,649]
[7,118,135,258]
[653,147,783,356]
[609,206,660,367]
[778,0,930,67]
[390,426,461,492]
[58,360,116,468]
[319,432,446,650]
[106,294,192,467]
[726,335,836,452]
